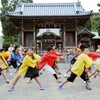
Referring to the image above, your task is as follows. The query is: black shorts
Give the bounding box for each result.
[0,68,3,75]
[0,68,3,72]
[8,60,17,69]
[25,67,39,78]
[67,71,89,82]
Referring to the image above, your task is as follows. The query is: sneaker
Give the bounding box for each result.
[6,80,9,84]
[64,74,68,78]
[8,86,14,92]
[59,83,64,88]
[86,85,92,90]
[40,87,44,90]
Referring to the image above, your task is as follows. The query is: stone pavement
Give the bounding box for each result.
[0,63,100,100]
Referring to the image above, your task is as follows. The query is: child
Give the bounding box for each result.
[38,46,62,83]
[59,44,94,90]
[0,57,9,83]
[0,49,13,77]
[27,53,41,84]
[52,45,62,75]
[7,45,23,72]
[64,44,81,78]
[8,48,44,92]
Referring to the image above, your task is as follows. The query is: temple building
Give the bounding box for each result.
[7,1,93,51]
[36,29,62,52]
[77,28,100,49]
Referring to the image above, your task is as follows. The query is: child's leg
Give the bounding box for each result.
[89,70,97,78]
[12,74,21,87]
[53,72,61,83]
[44,64,61,83]
[64,64,73,78]
[94,71,99,78]
[27,77,32,84]
[0,71,9,83]
[54,67,58,74]
[59,72,77,88]
[55,63,61,74]
[8,74,21,92]
[33,77,44,90]
[80,71,92,90]
[66,64,73,73]
[33,77,42,87]
[52,63,58,74]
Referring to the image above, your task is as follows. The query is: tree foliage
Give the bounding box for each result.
[91,13,100,33]
[80,3,100,35]
[90,3,100,34]
[0,0,33,46]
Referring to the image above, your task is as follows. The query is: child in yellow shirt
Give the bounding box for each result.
[0,57,9,83]
[59,44,94,90]
[8,48,44,92]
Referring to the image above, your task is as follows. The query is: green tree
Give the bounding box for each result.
[84,3,100,35]
[0,0,33,47]
[91,13,100,32]
[97,3,100,34]
[77,3,100,34]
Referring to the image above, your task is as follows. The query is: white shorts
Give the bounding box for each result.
[43,64,56,74]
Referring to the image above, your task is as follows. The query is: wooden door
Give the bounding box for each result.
[24,32,33,47]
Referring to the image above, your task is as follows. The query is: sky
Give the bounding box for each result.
[0,0,99,36]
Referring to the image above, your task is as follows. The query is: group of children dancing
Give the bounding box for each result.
[0,44,100,92]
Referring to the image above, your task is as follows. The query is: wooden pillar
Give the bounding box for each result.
[41,37,42,54]
[21,20,24,46]
[63,24,66,49]
[33,24,36,49]
[75,19,78,47]
[22,31,24,46]
[75,31,77,47]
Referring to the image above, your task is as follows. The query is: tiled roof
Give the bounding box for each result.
[78,28,95,37]
[7,1,92,17]
[37,29,60,37]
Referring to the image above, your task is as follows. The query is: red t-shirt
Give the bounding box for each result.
[38,51,62,70]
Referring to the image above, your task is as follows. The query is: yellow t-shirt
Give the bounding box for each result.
[2,51,10,58]
[71,53,93,76]
[18,54,40,76]
[95,62,100,71]
[94,57,100,71]
[0,53,8,69]
[33,53,41,63]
